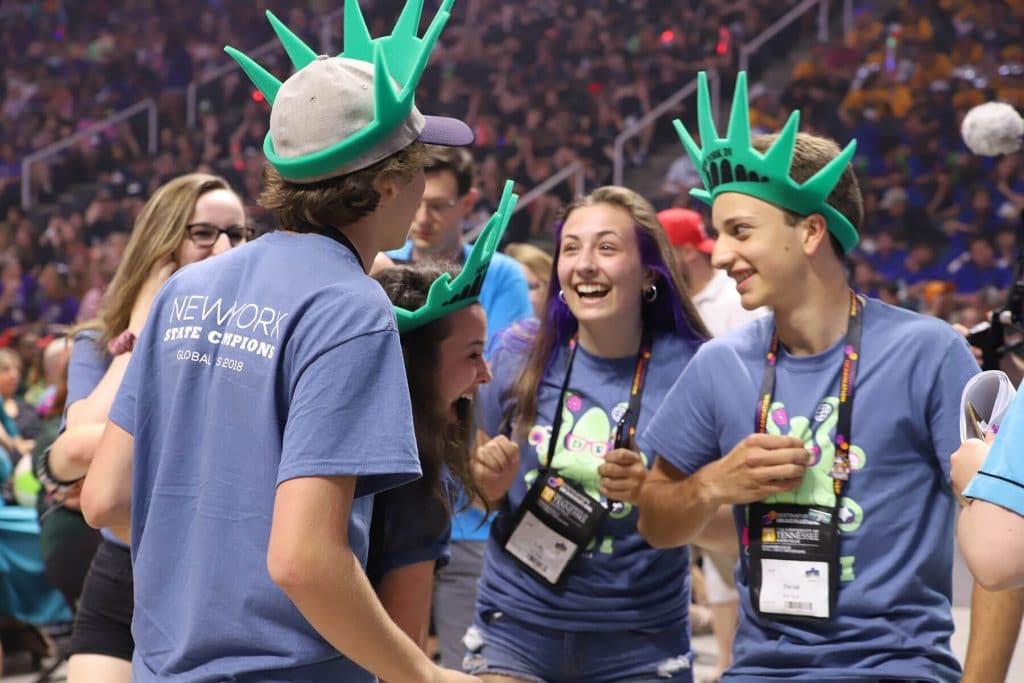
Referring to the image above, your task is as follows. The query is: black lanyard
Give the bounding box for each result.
[755,292,864,499]
[296,223,365,272]
[541,330,653,478]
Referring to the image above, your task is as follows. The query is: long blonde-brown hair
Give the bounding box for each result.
[512,186,710,432]
[85,173,237,348]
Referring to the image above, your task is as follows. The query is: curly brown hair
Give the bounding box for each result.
[260,141,427,230]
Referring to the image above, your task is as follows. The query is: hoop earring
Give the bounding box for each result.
[558,289,566,303]
[643,284,658,302]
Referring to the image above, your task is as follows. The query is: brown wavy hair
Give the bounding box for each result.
[373,263,486,513]
[260,140,427,230]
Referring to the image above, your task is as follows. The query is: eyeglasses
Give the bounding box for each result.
[421,197,459,215]
[186,223,255,247]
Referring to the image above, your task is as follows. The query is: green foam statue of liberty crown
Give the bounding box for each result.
[224,0,454,181]
[674,71,860,252]
[395,179,519,333]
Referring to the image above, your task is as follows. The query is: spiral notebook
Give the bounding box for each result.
[960,370,1017,442]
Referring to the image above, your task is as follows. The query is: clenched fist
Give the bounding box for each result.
[471,434,521,504]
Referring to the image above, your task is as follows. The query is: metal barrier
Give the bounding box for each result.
[186,41,279,129]
[185,6,350,127]
[21,99,158,210]
[463,161,586,242]
[612,0,852,188]
[612,72,718,187]
[739,0,830,73]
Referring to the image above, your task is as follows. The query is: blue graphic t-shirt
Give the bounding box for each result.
[110,231,421,683]
[644,299,977,682]
[476,327,703,632]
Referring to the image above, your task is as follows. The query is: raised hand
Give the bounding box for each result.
[471,434,521,503]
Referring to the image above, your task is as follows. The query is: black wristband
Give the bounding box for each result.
[34,445,84,494]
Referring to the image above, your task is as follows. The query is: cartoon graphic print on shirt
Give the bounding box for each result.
[520,392,645,555]
[756,397,867,582]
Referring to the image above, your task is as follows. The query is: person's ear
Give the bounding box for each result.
[458,187,479,216]
[374,176,400,205]
[801,213,830,256]
[643,267,657,290]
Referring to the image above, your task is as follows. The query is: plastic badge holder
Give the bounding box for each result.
[959,370,1017,442]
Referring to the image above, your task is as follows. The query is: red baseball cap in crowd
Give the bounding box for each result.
[658,208,715,254]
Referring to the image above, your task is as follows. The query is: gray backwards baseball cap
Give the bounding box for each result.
[226,0,472,183]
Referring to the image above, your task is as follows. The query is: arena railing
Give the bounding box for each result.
[612,0,853,187]
[463,161,586,243]
[186,6,350,127]
[21,98,158,210]
[612,71,718,188]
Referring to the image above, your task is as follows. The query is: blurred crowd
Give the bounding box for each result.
[1,0,1024,354]
[0,0,794,341]
[660,0,1024,326]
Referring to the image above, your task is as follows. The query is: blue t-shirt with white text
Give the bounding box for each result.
[110,231,421,683]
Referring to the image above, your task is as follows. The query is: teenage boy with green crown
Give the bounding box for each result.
[638,71,978,682]
[78,1,508,681]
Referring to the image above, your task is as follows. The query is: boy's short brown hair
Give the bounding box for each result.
[752,132,863,260]
[260,140,427,230]
[424,145,475,197]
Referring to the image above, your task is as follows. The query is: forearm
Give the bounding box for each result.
[275,548,435,683]
[66,352,132,428]
[378,562,435,653]
[962,582,1024,683]
[693,503,738,556]
[638,466,720,549]
[957,501,1024,590]
[80,421,134,529]
[48,424,105,481]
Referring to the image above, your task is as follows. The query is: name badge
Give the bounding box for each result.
[747,502,839,622]
[501,474,607,586]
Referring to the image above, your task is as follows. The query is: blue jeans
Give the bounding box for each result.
[463,609,693,682]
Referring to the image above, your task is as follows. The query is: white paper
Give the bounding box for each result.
[960,370,1017,442]
[504,510,578,584]
[759,558,830,619]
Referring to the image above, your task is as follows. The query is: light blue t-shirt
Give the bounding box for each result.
[388,240,533,542]
[110,231,421,683]
[644,299,977,682]
[475,327,703,632]
[386,241,532,345]
[64,330,128,548]
[965,387,1024,515]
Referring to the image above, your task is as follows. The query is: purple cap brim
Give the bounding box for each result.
[420,115,474,147]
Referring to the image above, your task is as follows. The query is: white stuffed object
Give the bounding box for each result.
[961,102,1024,156]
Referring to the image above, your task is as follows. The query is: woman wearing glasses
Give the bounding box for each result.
[465,186,710,682]
[40,173,250,683]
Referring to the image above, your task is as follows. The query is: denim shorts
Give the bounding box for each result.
[462,608,693,683]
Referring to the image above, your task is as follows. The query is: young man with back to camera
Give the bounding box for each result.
[81,2,482,681]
